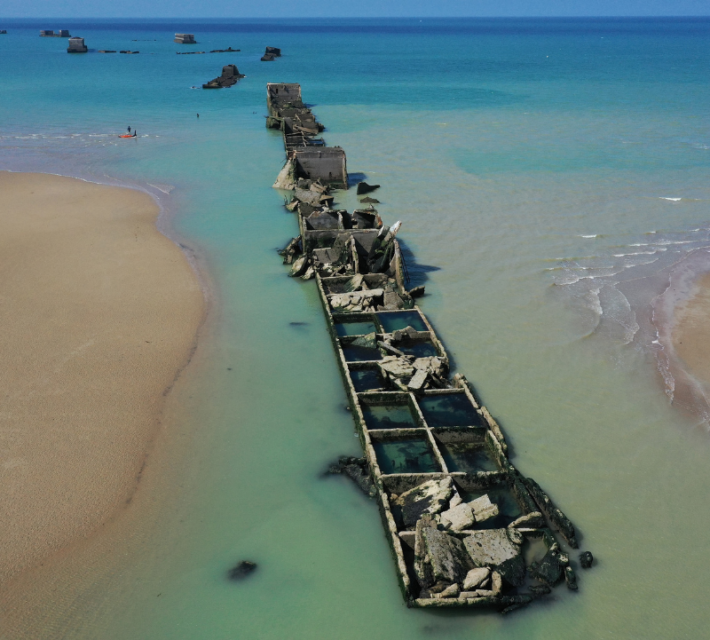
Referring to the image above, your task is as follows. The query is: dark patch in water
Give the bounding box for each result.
[227,560,258,581]
[289,321,309,326]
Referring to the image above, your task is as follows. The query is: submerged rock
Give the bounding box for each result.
[227,560,258,581]
[356,181,380,195]
[529,548,564,585]
[564,565,578,590]
[579,551,594,569]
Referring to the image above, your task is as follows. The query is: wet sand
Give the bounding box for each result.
[0,172,204,589]
[671,272,710,412]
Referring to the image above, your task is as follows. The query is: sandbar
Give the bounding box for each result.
[0,172,203,585]
[671,272,710,414]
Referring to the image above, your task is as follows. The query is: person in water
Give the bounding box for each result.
[127,126,131,133]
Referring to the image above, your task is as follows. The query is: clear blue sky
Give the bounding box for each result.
[3,0,710,18]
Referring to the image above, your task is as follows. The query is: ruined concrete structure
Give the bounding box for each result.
[268,83,593,612]
[174,33,196,44]
[40,29,70,37]
[267,83,347,188]
[67,37,88,53]
[261,46,281,61]
[202,64,245,89]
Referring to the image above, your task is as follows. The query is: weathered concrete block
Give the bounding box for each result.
[394,478,453,529]
[440,502,475,532]
[463,529,525,587]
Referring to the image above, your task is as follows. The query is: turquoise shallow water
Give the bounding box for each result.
[2,17,710,639]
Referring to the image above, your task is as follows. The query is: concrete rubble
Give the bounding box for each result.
[266,82,592,612]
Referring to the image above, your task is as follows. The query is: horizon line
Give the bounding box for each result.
[3,15,710,19]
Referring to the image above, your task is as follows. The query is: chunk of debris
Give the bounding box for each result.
[463,567,491,591]
[203,64,245,89]
[329,289,384,312]
[407,368,428,391]
[469,494,499,523]
[463,529,525,587]
[408,285,425,298]
[325,456,376,498]
[414,514,473,589]
[508,511,544,530]
[360,196,380,204]
[529,548,564,586]
[440,502,475,532]
[227,560,257,581]
[564,565,578,590]
[379,356,415,381]
[356,181,380,195]
[579,551,594,569]
[289,255,309,277]
[393,477,453,528]
[434,583,460,599]
[350,332,377,350]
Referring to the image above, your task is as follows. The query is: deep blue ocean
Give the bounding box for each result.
[2,17,710,639]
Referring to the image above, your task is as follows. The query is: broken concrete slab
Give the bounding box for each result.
[469,494,500,523]
[440,502,475,532]
[379,356,415,380]
[463,529,525,587]
[393,478,453,529]
[407,368,428,391]
[414,514,473,589]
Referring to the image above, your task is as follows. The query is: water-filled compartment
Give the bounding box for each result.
[362,402,418,430]
[349,368,383,392]
[417,393,482,427]
[458,486,523,529]
[398,341,439,358]
[373,438,441,474]
[377,310,428,333]
[341,343,382,362]
[438,441,499,473]
[335,320,378,337]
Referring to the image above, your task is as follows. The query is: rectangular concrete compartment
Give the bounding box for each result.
[416,390,484,428]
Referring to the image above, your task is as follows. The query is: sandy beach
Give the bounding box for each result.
[0,172,204,586]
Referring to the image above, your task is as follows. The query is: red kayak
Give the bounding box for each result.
[119,133,137,138]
